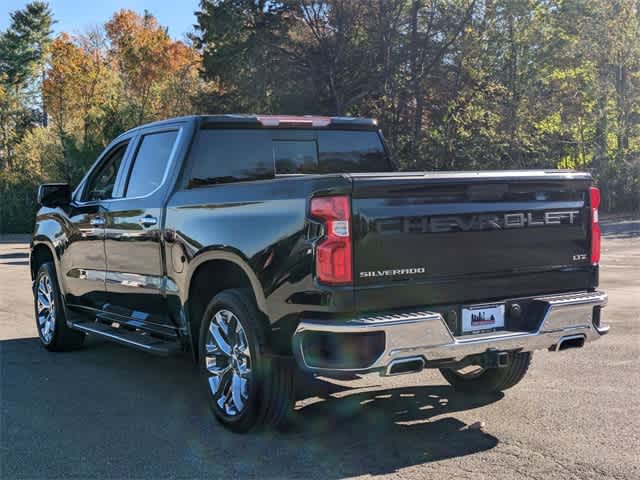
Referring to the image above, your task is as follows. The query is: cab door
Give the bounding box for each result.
[102,126,183,327]
[61,139,133,310]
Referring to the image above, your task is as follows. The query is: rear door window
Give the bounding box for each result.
[125,130,178,197]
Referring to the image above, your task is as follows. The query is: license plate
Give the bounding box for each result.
[461,304,505,334]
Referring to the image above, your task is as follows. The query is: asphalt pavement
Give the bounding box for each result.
[0,221,638,479]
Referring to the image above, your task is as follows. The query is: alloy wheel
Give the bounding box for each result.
[36,273,56,344]
[204,309,252,417]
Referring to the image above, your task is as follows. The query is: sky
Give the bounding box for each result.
[1,0,201,40]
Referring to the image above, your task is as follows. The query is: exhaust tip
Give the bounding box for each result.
[385,357,425,376]
[556,335,586,351]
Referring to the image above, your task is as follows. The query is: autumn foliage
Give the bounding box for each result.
[45,10,203,148]
[105,10,201,122]
[0,6,210,231]
[0,1,638,232]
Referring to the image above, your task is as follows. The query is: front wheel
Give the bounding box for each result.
[198,289,295,433]
[439,351,532,393]
[34,262,85,351]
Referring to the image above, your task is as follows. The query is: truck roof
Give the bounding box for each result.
[119,114,379,138]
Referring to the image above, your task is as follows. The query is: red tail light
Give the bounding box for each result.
[310,196,353,284]
[590,186,601,265]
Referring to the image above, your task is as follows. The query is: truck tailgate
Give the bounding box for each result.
[350,171,596,311]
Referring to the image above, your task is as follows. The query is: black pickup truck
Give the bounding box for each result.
[31,115,608,432]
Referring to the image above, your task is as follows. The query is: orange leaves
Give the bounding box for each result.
[44,9,204,138]
[103,9,202,121]
[167,41,201,72]
[43,33,88,132]
[44,31,113,137]
[44,34,80,90]
[106,10,171,87]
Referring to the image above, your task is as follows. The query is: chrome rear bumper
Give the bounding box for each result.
[292,291,608,375]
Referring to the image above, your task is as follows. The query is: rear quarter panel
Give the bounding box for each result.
[164,175,353,327]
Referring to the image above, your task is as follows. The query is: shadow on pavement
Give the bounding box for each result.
[1,337,500,479]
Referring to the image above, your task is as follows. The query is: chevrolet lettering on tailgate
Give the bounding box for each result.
[375,210,581,234]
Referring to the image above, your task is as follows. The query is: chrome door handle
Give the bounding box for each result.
[90,217,105,227]
[139,215,158,227]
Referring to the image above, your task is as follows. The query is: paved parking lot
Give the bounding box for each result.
[1,221,639,479]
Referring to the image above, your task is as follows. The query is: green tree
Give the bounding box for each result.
[2,1,639,233]
[0,1,54,169]
[0,1,54,121]
[191,0,295,112]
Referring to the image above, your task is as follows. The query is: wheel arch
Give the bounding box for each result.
[30,238,74,321]
[185,250,269,361]
[30,241,56,281]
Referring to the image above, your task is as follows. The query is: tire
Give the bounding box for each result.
[198,289,295,433]
[439,351,532,393]
[34,262,85,351]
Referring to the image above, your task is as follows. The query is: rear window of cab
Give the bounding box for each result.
[182,128,392,188]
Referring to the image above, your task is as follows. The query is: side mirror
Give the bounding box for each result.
[37,183,71,208]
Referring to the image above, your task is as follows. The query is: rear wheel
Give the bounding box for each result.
[439,351,532,393]
[34,262,85,351]
[198,289,295,433]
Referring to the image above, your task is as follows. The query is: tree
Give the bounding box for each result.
[2,1,639,233]
[43,30,118,181]
[39,11,206,186]
[0,1,53,170]
[191,0,296,112]
[106,9,203,124]
[0,1,54,124]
